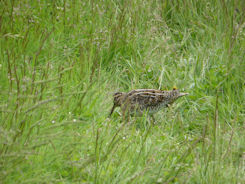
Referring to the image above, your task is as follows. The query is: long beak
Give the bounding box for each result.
[179,92,189,97]
[109,104,116,117]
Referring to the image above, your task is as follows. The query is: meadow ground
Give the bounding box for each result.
[0,0,244,183]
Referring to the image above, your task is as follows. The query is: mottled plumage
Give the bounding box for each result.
[109,88,188,117]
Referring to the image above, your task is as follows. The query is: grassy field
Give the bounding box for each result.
[0,0,244,183]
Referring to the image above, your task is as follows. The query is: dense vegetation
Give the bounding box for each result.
[0,0,244,183]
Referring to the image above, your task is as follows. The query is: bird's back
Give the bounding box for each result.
[122,89,170,113]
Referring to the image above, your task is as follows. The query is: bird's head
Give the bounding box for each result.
[109,92,126,116]
[113,92,126,106]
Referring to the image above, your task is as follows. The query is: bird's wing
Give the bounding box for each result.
[129,91,168,106]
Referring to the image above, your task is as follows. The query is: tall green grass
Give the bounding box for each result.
[0,0,244,183]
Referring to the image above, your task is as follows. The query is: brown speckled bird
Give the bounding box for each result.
[109,88,188,119]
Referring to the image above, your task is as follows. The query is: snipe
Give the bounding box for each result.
[109,88,188,119]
